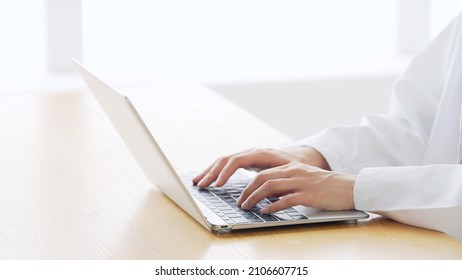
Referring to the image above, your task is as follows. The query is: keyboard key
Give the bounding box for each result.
[211,208,221,214]
[249,206,262,212]
[267,196,280,202]
[284,208,299,213]
[289,214,308,220]
[227,213,242,218]
[260,215,279,222]
[231,218,250,224]
[272,213,293,220]
[258,200,271,207]
[241,213,257,219]
[246,216,264,223]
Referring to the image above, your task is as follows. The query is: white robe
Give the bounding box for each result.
[298,13,462,242]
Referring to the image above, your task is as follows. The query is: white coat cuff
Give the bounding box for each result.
[353,168,375,211]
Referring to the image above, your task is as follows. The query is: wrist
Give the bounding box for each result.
[299,146,331,170]
[329,172,356,210]
[343,174,356,210]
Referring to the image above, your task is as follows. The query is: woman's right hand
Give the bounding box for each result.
[192,145,330,188]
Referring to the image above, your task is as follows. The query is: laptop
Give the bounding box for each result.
[73,59,369,233]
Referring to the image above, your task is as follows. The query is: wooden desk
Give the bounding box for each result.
[1,84,462,259]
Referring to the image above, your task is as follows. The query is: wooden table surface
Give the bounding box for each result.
[1,84,461,259]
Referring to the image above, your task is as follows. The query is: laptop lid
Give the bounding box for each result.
[72,59,212,230]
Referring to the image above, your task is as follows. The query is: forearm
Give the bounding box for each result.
[294,115,426,174]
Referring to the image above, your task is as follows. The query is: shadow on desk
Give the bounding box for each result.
[111,189,462,260]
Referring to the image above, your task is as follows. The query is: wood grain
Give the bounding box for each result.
[0,86,461,259]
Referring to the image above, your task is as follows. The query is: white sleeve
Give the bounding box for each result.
[355,165,462,242]
[297,117,426,174]
[297,13,462,174]
[295,14,462,242]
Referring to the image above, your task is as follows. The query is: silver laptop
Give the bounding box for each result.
[73,59,369,233]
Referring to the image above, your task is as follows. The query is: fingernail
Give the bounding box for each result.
[236,198,242,206]
[197,179,207,187]
[241,201,249,209]
[260,207,270,214]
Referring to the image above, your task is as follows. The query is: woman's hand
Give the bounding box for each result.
[193,146,330,188]
[236,162,356,213]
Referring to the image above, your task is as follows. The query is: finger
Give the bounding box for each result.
[192,164,213,184]
[240,178,296,210]
[193,149,256,186]
[215,151,269,187]
[260,193,303,214]
[196,157,229,188]
[237,166,296,206]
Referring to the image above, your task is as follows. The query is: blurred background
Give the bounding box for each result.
[1,0,462,140]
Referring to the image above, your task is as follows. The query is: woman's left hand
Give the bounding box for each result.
[237,162,356,213]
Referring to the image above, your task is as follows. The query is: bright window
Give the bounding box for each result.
[0,0,47,90]
[1,1,462,92]
[431,0,462,37]
[82,0,401,84]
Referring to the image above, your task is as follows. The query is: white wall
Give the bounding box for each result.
[211,75,397,141]
[82,0,402,84]
[0,1,459,139]
[80,0,407,140]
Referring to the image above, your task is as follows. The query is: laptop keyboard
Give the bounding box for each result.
[182,171,308,225]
